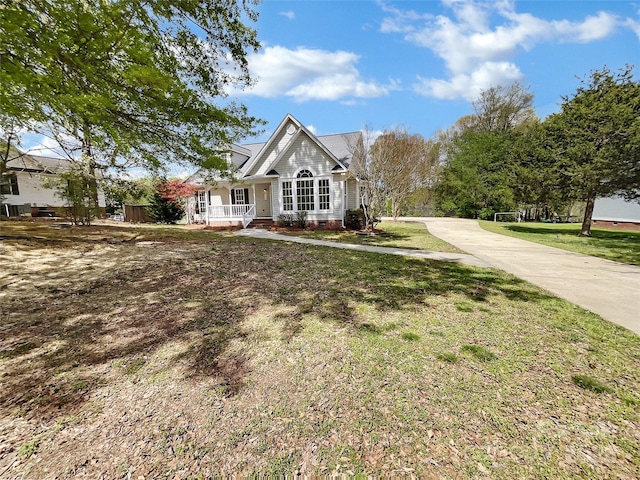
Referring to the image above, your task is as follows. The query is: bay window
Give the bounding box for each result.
[280,169,331,213]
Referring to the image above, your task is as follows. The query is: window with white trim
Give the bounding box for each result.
[318,178,330,210]
[0,174,19,195]
[280,168,332,213]
[296,169,314,211]
[232,188,247,204]
[282,181,293,211]
[195,191,206,214]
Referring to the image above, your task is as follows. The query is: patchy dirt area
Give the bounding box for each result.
[0,221,639,478]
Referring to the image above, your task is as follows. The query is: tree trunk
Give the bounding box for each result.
[81,124,100,226]
[579,193,596,237]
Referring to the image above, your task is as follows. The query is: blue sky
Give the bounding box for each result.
[24,0,640,172]
[235,0,640,142]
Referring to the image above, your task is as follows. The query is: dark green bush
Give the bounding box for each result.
[295,211,308,228]
[146,192,184,224]
[345,208,365,230]
[277,214,295,227]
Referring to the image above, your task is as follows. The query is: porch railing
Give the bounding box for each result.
[206,203,256,228]
[208,204,255,218]
[242,204,256,228]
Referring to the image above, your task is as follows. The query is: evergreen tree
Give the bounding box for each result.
[146,179,195,224]
[545,66,640,236]
[146,192,185,224]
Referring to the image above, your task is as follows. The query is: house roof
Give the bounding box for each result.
[185,114,361,186]
[6,154,71,174]
[241,114,353,176]
[314,131,360,168]
[241,142,266,160]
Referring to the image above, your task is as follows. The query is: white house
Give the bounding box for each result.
[1,153,106,217]
[184,114,364,228]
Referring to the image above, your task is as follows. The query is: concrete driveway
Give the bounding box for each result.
[408,217,640,336]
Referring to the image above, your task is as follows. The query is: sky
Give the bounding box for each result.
[24,0,640,174]
[234,0,640,143]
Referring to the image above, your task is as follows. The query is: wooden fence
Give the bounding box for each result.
[123,204,153,223]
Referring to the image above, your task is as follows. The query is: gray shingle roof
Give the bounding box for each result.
[313,132,360,167]
[184,124,361,185]
[239,131,359,169]
[6,154,71,174]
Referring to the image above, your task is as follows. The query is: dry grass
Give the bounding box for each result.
[1,221,639,478]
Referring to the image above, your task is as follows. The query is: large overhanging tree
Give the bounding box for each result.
[1,0,263,217]
[545,65,640,236]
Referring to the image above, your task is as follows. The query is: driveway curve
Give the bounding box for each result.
[407,217,640,336]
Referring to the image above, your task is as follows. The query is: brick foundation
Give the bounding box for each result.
[591,220,640,232]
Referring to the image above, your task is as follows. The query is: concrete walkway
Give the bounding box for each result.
[235,228,490,267]
[411,217,640,336]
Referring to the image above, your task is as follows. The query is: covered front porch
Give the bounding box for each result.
[189,182,272,228]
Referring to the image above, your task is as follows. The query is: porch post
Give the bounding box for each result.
[205,186,210,226]
[251,184,256,209]
[341,179,346,228]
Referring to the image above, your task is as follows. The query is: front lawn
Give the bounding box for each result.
[1,221,638,478]
[480,221,640,265]
[280,220,463,253]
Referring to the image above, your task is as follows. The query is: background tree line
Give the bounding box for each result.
[358,65,639,236]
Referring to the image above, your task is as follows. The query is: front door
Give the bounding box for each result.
[255,183,272,218]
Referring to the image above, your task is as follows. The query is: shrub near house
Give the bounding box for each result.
[147,179,195,224]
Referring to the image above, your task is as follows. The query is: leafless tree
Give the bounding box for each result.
[347,126,386,231]
[372,128,439,220]
[472,82,535,133]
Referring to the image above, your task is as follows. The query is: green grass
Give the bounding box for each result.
[17,439,39,458]
[401,331,421,341]
[479,221,640,265]
[279,220,463,253]
[436,351,459,363]
[461,344,498,362]
[572,374,612,393]
[1,220,639,478]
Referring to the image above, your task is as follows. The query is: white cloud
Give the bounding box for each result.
[305,124,317,135]
[560,12,619,42]
[280,11,295,20]
[23,133,67,158]
[414,61,523,101]
[379,3,432,33]
[382,0,622,100]
[623,10,640,40]
[242,46,397,102]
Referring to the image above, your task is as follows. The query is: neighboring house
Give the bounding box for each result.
[184,114,363,228]
[1,153,106,217]
[592,196,640,231]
